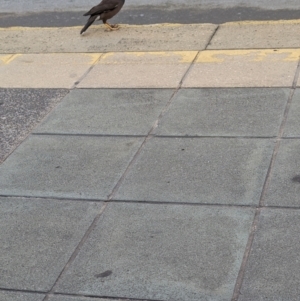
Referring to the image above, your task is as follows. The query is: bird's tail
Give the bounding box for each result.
[80,15,97,34]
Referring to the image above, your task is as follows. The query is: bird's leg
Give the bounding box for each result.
[104,21,120,31]
[108,21,120,29]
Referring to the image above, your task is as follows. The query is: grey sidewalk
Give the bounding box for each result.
[1,21,300,301]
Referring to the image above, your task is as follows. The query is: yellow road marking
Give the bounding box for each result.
[197,49,300,63]
[0,50,300,66]
[0,53,102,65]
[82,53,103,64]
[0,54,21,64]
[0,19,300,32]
[100,51,198,63]
[224,19,300,26]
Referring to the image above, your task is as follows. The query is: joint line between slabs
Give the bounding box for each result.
[52,291,166,301]
[177,50,201,87]
[42,203,108,301]
[31,133,278,139]
[205,24,220,50]
[107,51,200,201]
[0,287,47,295]
[32,132,147,138]
[71,53,103,89]
[231,56,300,301]
[231,208,260,301]
[175,25,218,89]
[259,56,300,207]
[3,194,300,210]
[0,193,107,202]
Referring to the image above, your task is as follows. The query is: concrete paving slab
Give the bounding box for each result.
[155,88,289,137]
[34,89,173,135]
[182,49,299,88]
[115,137,273,205]
[0,53,101,88]
[0,291,45,301]
[0,197,103,291]
[284,89,300,137]
[78,51,197,88]
[55,203,255,301]
[239,209,300,300]
[0,135,143,199]
[208,20,300,49]
[264,140,300,207]
[0,88,68,163]
[0,24,217,53]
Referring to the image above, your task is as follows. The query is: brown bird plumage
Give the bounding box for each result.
[80,0,125,34]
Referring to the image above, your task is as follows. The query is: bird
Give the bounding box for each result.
[80,0,125,35]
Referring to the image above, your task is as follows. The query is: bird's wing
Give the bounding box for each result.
[83,0,121,16]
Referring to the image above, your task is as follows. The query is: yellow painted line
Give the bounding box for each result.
[100,51,198,63]
[196,49,300,63]
[1,19,300,31]
[0,54,21,65]
[1,50,300,66]
[0,53,102,65]
[82,53,103,64]
[224,19,300,26]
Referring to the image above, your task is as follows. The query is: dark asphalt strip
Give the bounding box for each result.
[0,6,300,28]
[0,89,69,163]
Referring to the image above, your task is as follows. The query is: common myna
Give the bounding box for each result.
[81,0,125,34]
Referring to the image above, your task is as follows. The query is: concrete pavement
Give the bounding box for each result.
[1,20,300,301]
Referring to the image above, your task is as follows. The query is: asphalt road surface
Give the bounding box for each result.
[0,0,300,27]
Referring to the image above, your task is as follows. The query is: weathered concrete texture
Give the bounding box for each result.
[55,203,254,301]
[0,197,103,291]
[284,89,300,137]
[0,291,45,301]
[0,88,68,163]
[0,24,216,53]
[155,88,289,137]
[239,209,300,300]
[208,20,300,49]
[0,135,143,199]
[34,89,173,135]
[264,140,300,207]
[183,49,299,87]
[115,138,273,205]
[78,51,197,88]
[0,53,101,88]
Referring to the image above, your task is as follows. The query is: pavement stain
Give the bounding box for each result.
[95,270,113,278]
[292,175,300,183]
